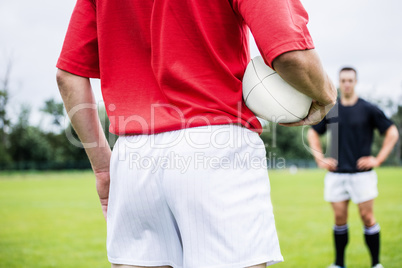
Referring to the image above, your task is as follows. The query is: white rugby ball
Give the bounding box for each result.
[242,56,312,123]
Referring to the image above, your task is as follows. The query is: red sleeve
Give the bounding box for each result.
[232,0,315,68]
[56,0,100,78]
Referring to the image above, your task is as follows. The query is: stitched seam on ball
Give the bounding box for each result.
[260,75,304,120]
[245,59,276,104]
[248,58,303,120]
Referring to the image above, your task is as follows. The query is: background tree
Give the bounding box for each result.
[260,123,317,167]
[98,104,117,147]
[0,61,12,167]
[40,98,65,129]
[371,97,402,165]
[8,105,52,169]
[390,104,402,164]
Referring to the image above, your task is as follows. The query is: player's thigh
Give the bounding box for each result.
[331,200,349,225]
[348,170,378,203]
[162,125,283,267]
[324,172,350,202]
[107,136,182,266]
[112,265,172,268]
[358,199,375,225]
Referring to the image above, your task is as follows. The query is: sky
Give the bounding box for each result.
[0,0,401,126]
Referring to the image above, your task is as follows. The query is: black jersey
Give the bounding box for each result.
[312,98,393,173]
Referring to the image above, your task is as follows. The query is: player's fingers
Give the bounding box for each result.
[357,160,369,170]
[328,162,336,168]
[357,157,365,165]
[322,159,336,170]
[326,158,338,167]
[359,156,369,161]
[279,101,325,127]
[328,162,338,171]
[325,158,336,166]
[278,120,305,127]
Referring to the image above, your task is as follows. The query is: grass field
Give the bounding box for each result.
[0,168,401,268]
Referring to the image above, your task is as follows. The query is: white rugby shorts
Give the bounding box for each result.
[324,170,378,204]
[106,124,283,268]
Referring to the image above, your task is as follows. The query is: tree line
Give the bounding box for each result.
[0,72,401,170]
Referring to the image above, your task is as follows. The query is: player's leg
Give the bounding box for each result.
[331,200,349,226]
[358,199,376,226]
[331,200,349,268]
[358,199,381,267]
[349,170,380,267]
[324,172,351,268]
[162,124,283,267]
[107,136,183,267]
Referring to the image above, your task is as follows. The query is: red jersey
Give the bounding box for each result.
[57,0,314,135]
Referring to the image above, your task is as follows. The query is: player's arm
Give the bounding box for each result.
[233,0,335,125]
[357,125,399,170]
[307,128,337,171]
[272,49,337,126]
[56,69,111,220]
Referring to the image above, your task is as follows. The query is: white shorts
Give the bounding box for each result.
[324,170,378,204]
[107,124,283,268]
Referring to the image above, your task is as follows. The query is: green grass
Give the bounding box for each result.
[270,167,402,268]
[0,168,401,267]
[0,171,108,268]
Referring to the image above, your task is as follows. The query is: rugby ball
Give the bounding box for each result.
[242,56,312,123]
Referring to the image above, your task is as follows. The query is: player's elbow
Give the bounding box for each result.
[272,50,308,71]
[56,69,70,90]
[388,125,399,143]
[56,69,88,96]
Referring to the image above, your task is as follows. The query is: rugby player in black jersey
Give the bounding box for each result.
[307,67,399,268]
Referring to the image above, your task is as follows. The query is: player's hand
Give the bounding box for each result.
[94,169,110,221]
[317,157,338,171]
[279,100,335,127]
[357,156,380,171]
